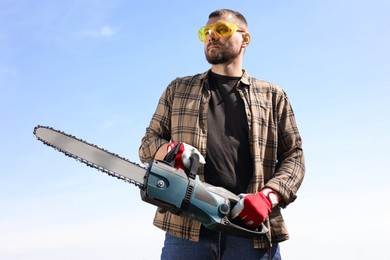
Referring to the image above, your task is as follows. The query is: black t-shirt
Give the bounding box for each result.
[204,72,253,194]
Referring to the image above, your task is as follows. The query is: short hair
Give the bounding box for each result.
[208,9,248,27]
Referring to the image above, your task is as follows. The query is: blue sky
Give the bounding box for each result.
[1,0,389,259]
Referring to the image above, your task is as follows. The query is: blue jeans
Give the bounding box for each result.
[161,226,281,260]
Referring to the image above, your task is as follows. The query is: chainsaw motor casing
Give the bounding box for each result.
[140,160,269,237]
[140,160,229,222]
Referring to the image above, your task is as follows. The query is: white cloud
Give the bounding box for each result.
[79,25,118,38]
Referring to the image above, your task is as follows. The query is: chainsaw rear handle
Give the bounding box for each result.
[140,160,268,238]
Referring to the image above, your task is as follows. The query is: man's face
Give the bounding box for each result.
[204,14,247,65]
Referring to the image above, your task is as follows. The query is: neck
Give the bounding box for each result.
[211,63,243,77]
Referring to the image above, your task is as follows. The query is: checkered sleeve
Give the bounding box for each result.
[138,82,174,164]
[265,91,305,207]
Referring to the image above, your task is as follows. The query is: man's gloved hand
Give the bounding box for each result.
[231,189,278,228]
[166,142,205,170]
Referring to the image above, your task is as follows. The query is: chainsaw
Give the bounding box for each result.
[33,125,268,237]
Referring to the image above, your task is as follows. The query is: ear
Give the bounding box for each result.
[242,33,251,47]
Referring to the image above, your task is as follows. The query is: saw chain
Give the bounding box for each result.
[34,125,146,188]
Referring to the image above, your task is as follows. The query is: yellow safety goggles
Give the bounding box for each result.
[198,21,246,42]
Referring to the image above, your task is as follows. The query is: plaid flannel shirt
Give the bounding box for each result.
[139,70,305,248]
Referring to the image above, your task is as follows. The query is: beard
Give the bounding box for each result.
[205,43,241,65]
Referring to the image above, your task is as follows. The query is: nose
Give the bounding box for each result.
[207,29,219,42]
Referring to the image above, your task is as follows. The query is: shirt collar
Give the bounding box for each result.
[240,69,251,86]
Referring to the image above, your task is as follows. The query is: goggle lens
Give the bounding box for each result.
[198,22,242,42]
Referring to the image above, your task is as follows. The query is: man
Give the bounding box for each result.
[139,9,305,260]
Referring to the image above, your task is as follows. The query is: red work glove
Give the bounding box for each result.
[166,142,205,170]
[231,189,278,228]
